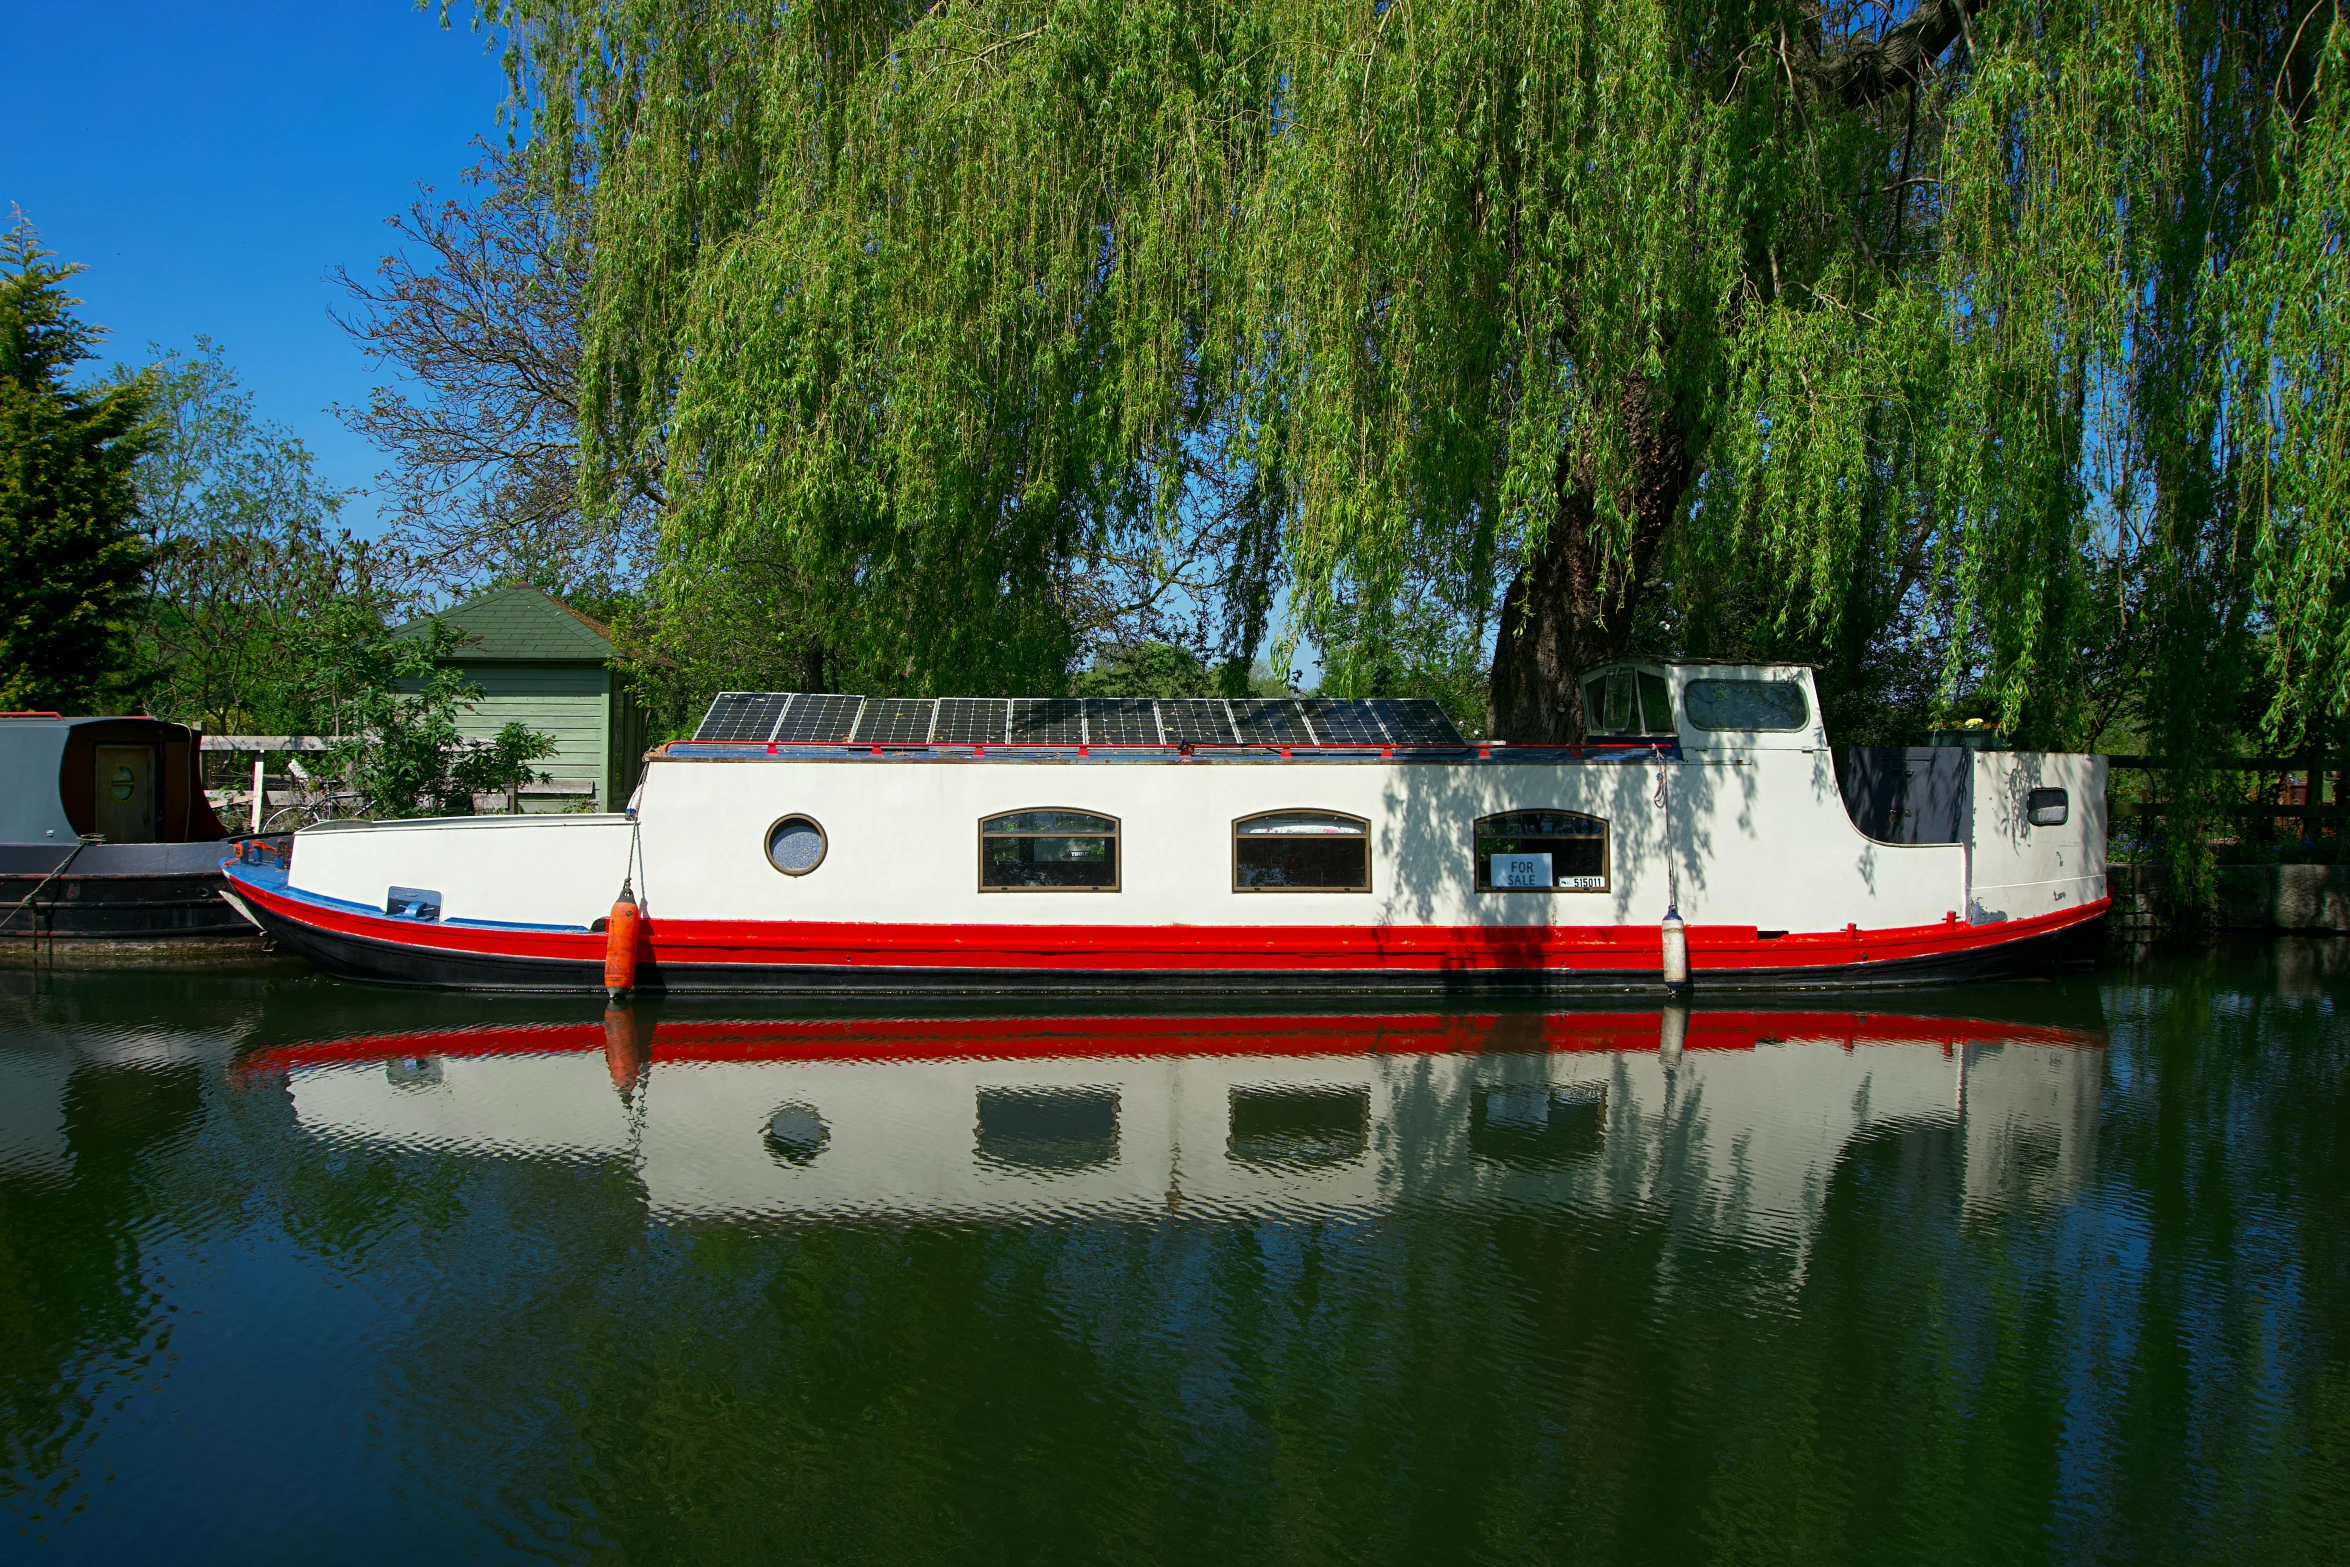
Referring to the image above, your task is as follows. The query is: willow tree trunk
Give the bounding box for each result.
[1487,378,1691,742]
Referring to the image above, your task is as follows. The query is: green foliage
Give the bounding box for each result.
[606,537,845,742]
[0,221,152,712]
[486,0,2349,773]
[1071,642,1219,698]
[314,605,557,816]
[125,340,401,733]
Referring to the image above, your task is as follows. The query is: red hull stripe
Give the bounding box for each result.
[226,864,2107,974]
[238,1009,2105,1074]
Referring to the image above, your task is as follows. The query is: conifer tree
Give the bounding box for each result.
[0,220,152,712]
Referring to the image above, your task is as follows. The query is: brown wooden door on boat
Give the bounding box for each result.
[94,745,156,842]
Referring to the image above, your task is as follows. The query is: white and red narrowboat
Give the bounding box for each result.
[216,661,2109,995]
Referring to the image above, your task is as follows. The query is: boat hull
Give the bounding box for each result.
[222,859,2108,996]
[3,842,258,945]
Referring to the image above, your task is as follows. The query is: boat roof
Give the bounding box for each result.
[685,693,1475,751]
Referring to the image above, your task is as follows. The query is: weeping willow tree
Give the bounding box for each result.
[484,0,2347,753]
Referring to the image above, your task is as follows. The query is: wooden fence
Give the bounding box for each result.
[2105,754,2343,828]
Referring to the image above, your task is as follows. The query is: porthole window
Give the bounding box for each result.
[764,1103,829,1166]
[766,815,828,875]
[2026,787,2069,827]
[1233,811,1371,892]
[1475,812,1609,892]
[980,810,1119,890]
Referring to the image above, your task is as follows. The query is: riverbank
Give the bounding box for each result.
[2110,861,2350,934]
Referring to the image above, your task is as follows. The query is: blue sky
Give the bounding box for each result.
[1,1,512,534]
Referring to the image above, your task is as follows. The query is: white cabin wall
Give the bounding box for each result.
[1966,753,2107,924]
[631,754,1669,929]
[633,751,1969,934]
[288,815,634,927]
[1660,752,1968,931]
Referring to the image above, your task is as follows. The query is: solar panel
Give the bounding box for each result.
[689,690,1463,750]
[1229,697,1311,745]
[1155,698,1236,744]
[1370,697,1467,746]
[1301,698,1388,745]
[933,698,1009,744]
[695,692,790,743]
[852,697,936,744]
[1082,698,1161,745]
[1008,697,1085,745]
[774,693,863,743]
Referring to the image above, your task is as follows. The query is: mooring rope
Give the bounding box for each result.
[1,835,101,935]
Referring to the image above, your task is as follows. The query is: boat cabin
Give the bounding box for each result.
[0,714,227,847]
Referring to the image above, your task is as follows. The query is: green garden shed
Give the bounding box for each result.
[392,587,650,811]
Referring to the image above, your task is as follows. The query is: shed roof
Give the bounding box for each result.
[392,587,615,664]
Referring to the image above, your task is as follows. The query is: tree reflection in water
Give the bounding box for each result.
[0,947,2344,1564]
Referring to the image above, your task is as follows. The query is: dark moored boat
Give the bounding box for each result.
[0,713,253,946]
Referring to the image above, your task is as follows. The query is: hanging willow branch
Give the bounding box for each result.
[473,0,2347,755]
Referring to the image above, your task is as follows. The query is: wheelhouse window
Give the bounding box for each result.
[1475,812,1608,892]
[1233,811,1371,892]
[1581,668,1676,736]
[1683,678,1810,732]
[980,810,1119,890]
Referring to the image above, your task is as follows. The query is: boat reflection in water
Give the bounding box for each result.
[238,1007,2103,1250]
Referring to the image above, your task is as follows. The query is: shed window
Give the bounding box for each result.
[1683,678,1810,732]
[1233,811,1370,892]
[981,810,1119,890]
[1475,812,1609,892]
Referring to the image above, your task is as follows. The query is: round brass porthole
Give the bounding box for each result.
[766,815,827,876]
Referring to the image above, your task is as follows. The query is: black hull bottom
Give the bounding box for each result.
[240,895,2110,998]
[1,871,257,944]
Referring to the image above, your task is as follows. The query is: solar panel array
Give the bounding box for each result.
[693,693,1468,747]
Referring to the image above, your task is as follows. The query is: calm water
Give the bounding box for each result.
[2,945,2346,1565]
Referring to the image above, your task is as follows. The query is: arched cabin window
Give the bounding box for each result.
[1233,811,1371,892]
[1474,812,1609,892]
[979,810,1120,891]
